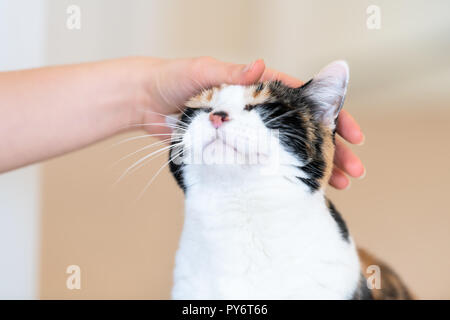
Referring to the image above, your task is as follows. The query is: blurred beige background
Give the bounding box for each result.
[33,0,450,299]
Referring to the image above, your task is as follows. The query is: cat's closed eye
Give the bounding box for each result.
[199,107,213,113]
[244,104,255,111]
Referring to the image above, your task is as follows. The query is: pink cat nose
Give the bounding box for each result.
[209,111,230,129]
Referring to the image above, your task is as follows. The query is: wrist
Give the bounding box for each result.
[101,57,154,132]
[122,57,167,128]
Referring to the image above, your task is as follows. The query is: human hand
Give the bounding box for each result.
[135,56,266,133]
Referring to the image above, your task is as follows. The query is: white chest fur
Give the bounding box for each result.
[171,170,360,299]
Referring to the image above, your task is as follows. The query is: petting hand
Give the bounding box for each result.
[135,56,266,130]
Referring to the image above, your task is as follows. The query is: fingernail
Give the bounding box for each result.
[344,179,352,190]
[242,61,255,73]
[357,168,366,180]
[357,133,365,146]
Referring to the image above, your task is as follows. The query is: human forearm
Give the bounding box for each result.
[0,59,144,172]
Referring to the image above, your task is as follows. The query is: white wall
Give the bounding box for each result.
[0,0,46,299]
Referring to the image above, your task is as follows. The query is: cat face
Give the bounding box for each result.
[168,61,349,193]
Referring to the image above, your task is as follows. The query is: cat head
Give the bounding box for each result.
[168,61,349,193]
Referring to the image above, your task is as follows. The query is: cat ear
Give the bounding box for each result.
[301,60,349,129]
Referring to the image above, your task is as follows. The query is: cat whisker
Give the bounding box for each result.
[188,76,208,94]
[135,108,190,127]
[125,123,188,131]
[109,133,183,148]
[155,73,192,120]
[127,142,188,177]
[109,137,181,169]
[113,142,184,186]
[136,150,185,200]
[265,109,301,126]
[279,131,314,149]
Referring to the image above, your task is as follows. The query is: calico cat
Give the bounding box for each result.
[167,61,411,299]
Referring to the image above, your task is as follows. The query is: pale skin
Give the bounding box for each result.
[0,57,364,189]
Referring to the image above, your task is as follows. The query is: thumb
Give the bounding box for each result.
[192,57,265,88]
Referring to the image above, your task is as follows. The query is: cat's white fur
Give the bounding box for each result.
[171,62,360,299]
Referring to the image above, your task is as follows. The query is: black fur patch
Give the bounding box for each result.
[255,82,265,94]
[352,273,373,300]
[298,177,320,191]
[251,81,329,192]
[326,198,350,242]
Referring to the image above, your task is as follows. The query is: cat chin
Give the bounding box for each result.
[201,139,245,162]
[182,162,279,189]
[187,163,270,176]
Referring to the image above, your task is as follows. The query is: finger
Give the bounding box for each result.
[334,137,365,178]
[329,167,350,190]
[336,110,364,145]
[231,59,266,84]
[192,57,266,88]
[260,68,303,87]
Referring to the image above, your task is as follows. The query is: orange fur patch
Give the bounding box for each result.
[358,248,413,300]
